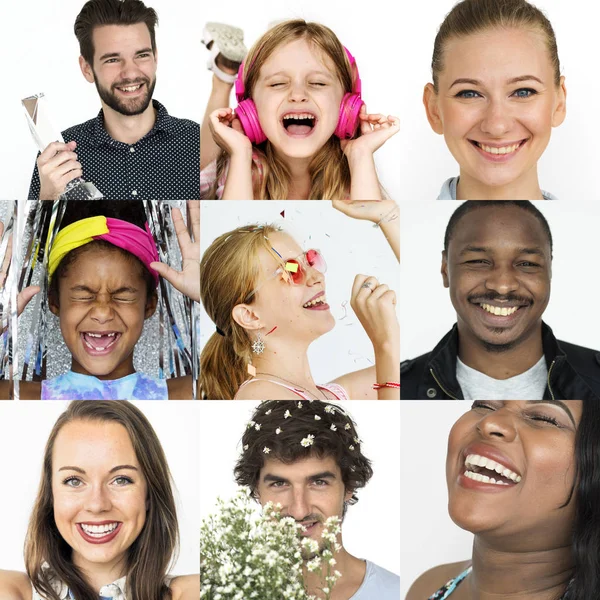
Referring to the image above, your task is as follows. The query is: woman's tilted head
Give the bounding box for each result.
[200,225,335,399]
[25,401,178,600]
[424,0,566,192]
[47,201,159,380]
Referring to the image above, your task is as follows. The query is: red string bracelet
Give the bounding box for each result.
[373,382,400,390]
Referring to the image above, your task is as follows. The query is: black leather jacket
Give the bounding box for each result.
[401,322,600,400]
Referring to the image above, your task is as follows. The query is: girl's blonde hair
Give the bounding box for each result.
[432,0,560,92]
[200,224,283,399]
[208,19,357,200]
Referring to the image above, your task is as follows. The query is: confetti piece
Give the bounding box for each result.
[325,233,331,238]
[247,363,256,376]
[271,247,283,259]
[265,326,278,336]
[280,210,285,218]
[285,262,298,273]
[339,300,348,320]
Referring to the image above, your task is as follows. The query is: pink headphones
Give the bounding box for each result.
[234,46,364,144]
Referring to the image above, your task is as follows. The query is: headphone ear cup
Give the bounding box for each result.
[335,93,364,140]
[235,99,267,145]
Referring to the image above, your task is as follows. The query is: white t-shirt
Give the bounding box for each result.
[351,560,400,600]
[456,355,548,400]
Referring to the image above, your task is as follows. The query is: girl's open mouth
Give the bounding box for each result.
[80,331,122,356]
[281,112,317,138]
[77,521,123,544]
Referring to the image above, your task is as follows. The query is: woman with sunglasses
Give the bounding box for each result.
[200,200,399,400]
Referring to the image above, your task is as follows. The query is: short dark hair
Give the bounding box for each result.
[47,200,156,307]
[443,201,553,256]
[234,401,374,505]
[74,0,158,64]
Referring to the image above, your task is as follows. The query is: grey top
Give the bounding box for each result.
[457,355,548,400]
[351,560,400,600]
[438,177,557,200]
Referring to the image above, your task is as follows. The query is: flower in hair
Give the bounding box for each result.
[247,420,255,429]
[276,427,282,435]
[263,446,271,454]
[301,434,315,447]
[354,437,360,444]
[284,410,292,419]
[315,415,321,420]
[349,445,355,451]
[345,423,351,430]
[330,424,337,431]
[255,423,262,431]
[265,409,272,415]
[243,444,249,451]
[324,406,334,413]
[297,402,303,408]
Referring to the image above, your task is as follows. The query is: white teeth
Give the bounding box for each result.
[464,454,522,483]
[81,522,119,536]
[476,142,521,155]
[480,303,519,316]
[464,470,510,485]
[119,85,141,92]
[303,295,326,308]
[282,113,315,120]
[83,332,119,351]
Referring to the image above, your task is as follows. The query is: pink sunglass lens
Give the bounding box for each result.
[306,249,326,273]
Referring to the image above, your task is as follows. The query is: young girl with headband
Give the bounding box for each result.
[10,201,199,400]
[200,200,399,400]
[423,0,566,200]
[200,19,400,200]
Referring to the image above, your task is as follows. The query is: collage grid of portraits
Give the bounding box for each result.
[0,0,599,600]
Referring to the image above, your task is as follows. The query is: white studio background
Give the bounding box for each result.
[200,200,400,384]
[400,401,472,599]
[400,199,600,361]
[0,401,200,576]
[0,0,202,199]
[199,0,402,199]
[396,0,600,200]
[199,400,401,576]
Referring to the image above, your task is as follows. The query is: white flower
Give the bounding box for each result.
[255,423,261,431]
[247,420,255,428]
[314,415,321,420]
[263,446,271,454]
[349,445,355,451]
[354,437,360,444]
[330,424,337,431]
[297,401,303,408]
[265,409,272,415]
[276,427,282,435]
[345,423,351,430]
[243,444,249,451]
[301,434,315,447]
[284,410,292,419]
[324,405,334,413]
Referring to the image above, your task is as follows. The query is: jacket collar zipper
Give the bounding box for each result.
[430,368,458,400]
[546,359,556,400]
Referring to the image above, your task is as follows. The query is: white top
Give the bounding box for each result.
[438,177,557,200]
[456,355,548,400]
[350,560,400,600]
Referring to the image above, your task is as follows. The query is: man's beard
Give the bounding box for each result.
[93,72,156,116]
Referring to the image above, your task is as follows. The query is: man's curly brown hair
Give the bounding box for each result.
[234,401,373,505]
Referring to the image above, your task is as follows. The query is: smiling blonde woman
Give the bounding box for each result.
[423,0,566,200]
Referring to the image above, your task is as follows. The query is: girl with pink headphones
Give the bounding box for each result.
[200,20,399,200]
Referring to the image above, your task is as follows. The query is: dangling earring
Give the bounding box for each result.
[251,332,265,355]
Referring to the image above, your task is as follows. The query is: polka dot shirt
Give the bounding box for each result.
[28,100,200,200]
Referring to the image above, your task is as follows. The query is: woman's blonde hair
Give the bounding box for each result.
[25,401,179,600]
[432,0,561,92]
[208,19,357,200]
[200,224,283,399]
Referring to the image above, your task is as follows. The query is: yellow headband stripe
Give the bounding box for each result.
[48,216,109,281]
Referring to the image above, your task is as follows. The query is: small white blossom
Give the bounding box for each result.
[314,415,321,420]
[284,410,292,419]
[345,423,351,430]
[324,405,334,413]
[263,446,271,454]
[265,409,272,415]
[301,434,315,447]
[349,445,355,451]
[330,424,337,431]
[255,423,261,431]
[297,401,303,408]
[243,444,249,451]
[276,427,282,435]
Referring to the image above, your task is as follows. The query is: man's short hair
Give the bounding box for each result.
[74,0,158,65]
[234,401,373,505]
[443,201,554,256]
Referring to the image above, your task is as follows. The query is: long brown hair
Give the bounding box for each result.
[431,0,561,92]
[200,224,283,399]
[207,19,356,200]
[25,401,179,600]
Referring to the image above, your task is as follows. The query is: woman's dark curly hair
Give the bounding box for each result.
[234,401,373,505]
